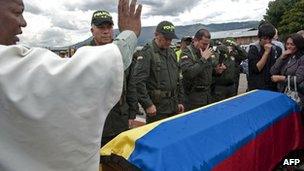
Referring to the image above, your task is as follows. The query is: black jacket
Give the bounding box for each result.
[247,43,282,91]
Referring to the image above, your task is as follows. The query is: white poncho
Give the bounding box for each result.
[0,31,137,171]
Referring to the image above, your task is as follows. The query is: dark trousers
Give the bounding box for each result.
[100,134,117,164]
[212,84,236,103]
[146,113,175,124]
[234,73,240,94]
[184,89,211,111]
[101,135,117,148]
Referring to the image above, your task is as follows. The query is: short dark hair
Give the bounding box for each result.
[194,29,211,39]
[181,36,192,45]
[286,33,304,52]
[258,23,275,39]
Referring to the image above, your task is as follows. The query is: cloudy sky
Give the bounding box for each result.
[19,0,273,47]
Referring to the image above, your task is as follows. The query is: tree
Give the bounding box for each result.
[278,0,304,36]
[264,0,297,28]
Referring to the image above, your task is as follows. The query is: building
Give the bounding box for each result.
[211,28,258,45]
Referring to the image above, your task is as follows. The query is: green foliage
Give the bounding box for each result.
[278,0,304,37]
[264,0,304,37]
[264,0,297,27]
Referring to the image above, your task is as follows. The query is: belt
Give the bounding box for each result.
[151,90,175,98]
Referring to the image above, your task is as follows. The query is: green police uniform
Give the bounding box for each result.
[101,64,138,144]
[232,46,247,94]
[88,40,138,147]
[89,9,139,147]
[211,45,236,102]
[180,44,213,111]
[224,39,247,94]
[133,40,184,123]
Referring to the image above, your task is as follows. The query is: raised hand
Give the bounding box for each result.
[200,44,213,60]
[118,0,142,37]
[281,49,293,59]
[264,43,272,54]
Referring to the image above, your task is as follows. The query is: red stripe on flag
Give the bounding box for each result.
[213,112,304,171]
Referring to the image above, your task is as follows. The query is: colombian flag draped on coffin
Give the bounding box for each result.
[101,90,304,171]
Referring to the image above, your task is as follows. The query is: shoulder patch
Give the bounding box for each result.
[137,56,143,60]
[142,43,151,51]
[180,56,188,60]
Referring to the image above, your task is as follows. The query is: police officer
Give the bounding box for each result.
[176,36,192,62]
[90,10,114,46]
[224,38,247,95]
[211,44,236,102]
[90,10,139,147]
[133,21,184,123]
[180,29,214,111]
[59,50,67,58]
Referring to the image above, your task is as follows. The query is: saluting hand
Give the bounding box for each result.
[118,0,142,37]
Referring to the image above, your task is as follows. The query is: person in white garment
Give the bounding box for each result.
[0,0,142,171]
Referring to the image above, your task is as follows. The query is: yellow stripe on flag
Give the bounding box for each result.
[100,90,257,159]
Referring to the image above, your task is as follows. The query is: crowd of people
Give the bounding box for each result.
[0,0,304,170]
[90,9,304,168]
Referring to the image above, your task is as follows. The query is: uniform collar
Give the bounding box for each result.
[90,39,96,46]
[190,44,201,57]
[152,39,168,55]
